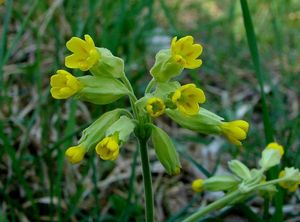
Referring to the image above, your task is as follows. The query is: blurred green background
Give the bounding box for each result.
[0,0,299,221]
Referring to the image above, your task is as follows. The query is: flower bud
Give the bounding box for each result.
[166,108,223,135]
[65,146,85,164]
[192,179,204,192]
[278,167,300,192]
[220,120,249,146]
[259,142,284,170]
[96,136,120,160]
[151,125,181,175]
[75,75,129,105]
[228,160,251,180]
[204,175,240,191]
[90,48,125,78]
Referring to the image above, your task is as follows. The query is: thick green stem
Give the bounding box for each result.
[183,190,242,222]
[138,136,154,222]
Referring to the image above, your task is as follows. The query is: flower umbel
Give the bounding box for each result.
[50,70,82,99]
[65,146,85,164]
[65,34,100,71]
[95,136,120,160]
[220,120,249,146]
[146,97,165,117]
[172,84,206,115]
[171,36,203,69]
[192,179,204,192]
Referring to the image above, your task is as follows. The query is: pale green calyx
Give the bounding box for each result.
[259,148,282,170]
[78,109,121,151]
[151,124,181,175]
[228,160,251,180]
[280,167,300,183]
[90,47,125,78]
[105,116,136,143]
[75,75,129,105]
[204,175,240,191]
[166,108,223,135]
[150,49,183,82]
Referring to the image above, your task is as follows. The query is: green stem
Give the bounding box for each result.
[138,136,154,222]
[120,75,139,119]
[145,78,156,94]
[183,190,242,222]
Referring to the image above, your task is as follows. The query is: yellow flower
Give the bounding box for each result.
[172,84,206,115]
[95,136,120,160]
[65,146,85,164]
[266,142,284,156]
[221,120,249,146]
[192,179,204,192]
[50,70,82,99]
[0,0,4,5]
[278,170,300,192]
[171,36,203,69]
[146,97,166,117]
[65,34,100,71]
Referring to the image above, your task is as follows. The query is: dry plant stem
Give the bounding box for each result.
[138,136,154,222]
[183,190,242,222]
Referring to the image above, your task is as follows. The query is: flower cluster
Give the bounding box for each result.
[50,34,249,176]
[192,142,300,195]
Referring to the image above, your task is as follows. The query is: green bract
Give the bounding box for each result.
[106,116,136,143]
[75,75,129,105]
[228,160,251,180]
[78,109,121,151]
[259,148,282,170]
[166,108,223,134]
[151,125,181,175]
[204,175,239,191]
[90,48,125,78]
[150,49,183,82]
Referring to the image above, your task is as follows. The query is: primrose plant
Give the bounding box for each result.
[50,34,252,221]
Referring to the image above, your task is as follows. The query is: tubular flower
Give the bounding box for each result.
[95,136,120,161]
[65,146,86,164]
[65,34,100,71]
[278,170,300,192]
[220,120,249,146]
[172,84,206,116]
[146,97,166,117]
[192,179,204,192]
[50,70,82,99]
[171,36,203,69]
[266,142,284,156]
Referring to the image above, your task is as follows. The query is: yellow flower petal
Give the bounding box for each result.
[49,70,82,99]
[96,136,120,161]
[146,97,166,117]
[192,179,204,192]
[266,142,284,156]
[65,146,85,164]
[221,120,249,146]
[65,34,100,71]
[171,36,203,69]
[172,84,206,116]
